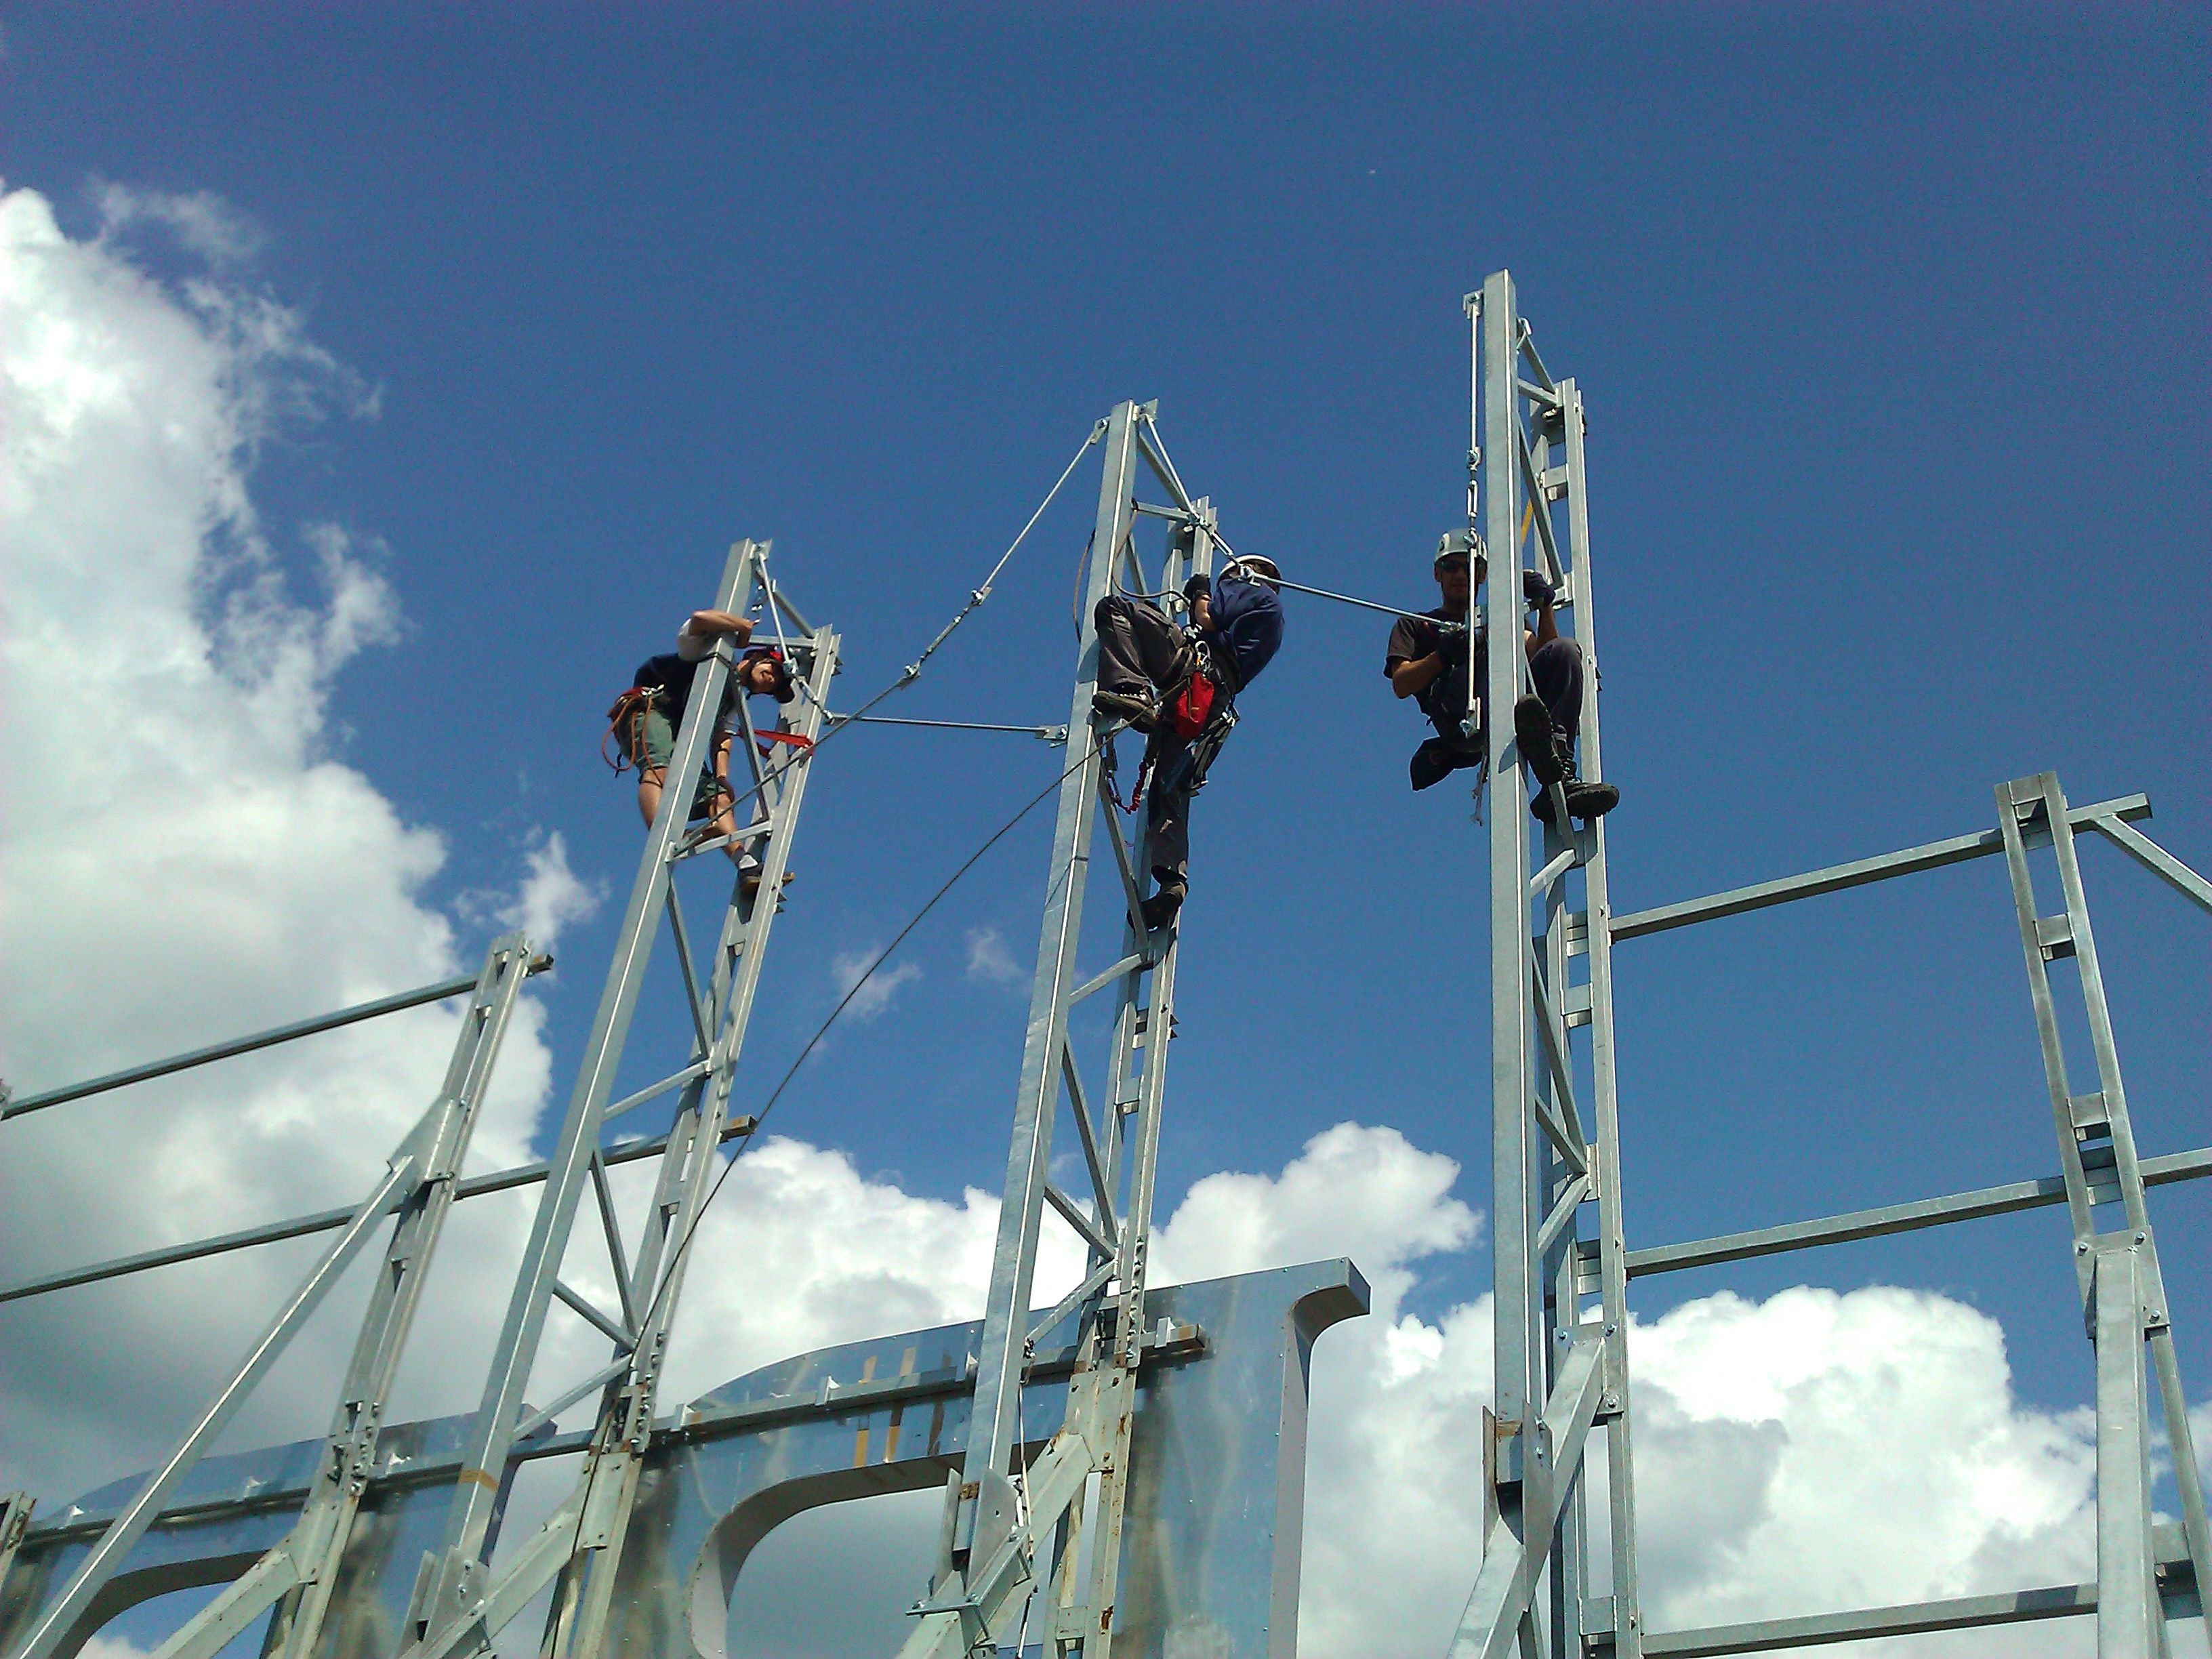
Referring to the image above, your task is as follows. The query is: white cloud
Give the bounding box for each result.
[96,182,266,266]
[651,1136,1084,1406]
[830,946,923,1021]
[3,178,2197,1659]
[0,182,557,1507]
[964,925,1024,988]
[497,831,602,949]
[1153,1119,1480,1304]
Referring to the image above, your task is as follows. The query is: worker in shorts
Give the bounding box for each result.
[610,611,796,892]
[1385,537,1618,823]
[1090,554,1285,930]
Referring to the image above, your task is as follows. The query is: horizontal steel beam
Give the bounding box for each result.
[1610,794,2151,942]
[1629,1145,2211,1279]
[0,1120,756,1305]
[830,714,1067,741]
[20,1323,1208,1547]
[2,964,548,1121]
[1643,1530,2196,1654]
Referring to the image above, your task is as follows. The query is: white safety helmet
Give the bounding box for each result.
[1226,552,1280,590]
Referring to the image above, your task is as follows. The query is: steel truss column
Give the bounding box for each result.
[1450,272,1639,1659]
[1996,773,2210,1657]
[6,936,538,1659]
[898,401,1204,1659]
[535,591,840,1659]
[1052,494,1208,1659]
[397,541,837,1659]
[1562,377,1643,1659]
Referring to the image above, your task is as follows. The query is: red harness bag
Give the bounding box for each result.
[1168,671,1216,738]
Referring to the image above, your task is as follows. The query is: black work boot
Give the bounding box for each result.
[1513,695,1566,787]
[1092,687,1159,731]
[1140,878,1187,932]
[1530,752,1620,825]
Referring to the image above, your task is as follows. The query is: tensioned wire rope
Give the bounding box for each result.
[533,739,1106,1641]
[533,428,1126,1629]
[693,419,1107,828]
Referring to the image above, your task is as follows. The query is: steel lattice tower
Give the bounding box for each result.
[1444,269,2209,1659]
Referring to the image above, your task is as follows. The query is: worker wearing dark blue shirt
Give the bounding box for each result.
[1091,554,1286,930]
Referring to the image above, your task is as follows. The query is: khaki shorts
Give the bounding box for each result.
[622,703,729,821]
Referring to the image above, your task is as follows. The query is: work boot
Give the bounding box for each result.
[1530,757,1620,825]
[1513,695,1567,788]
[1092,687,1159,732]
[1140,878,1187,932]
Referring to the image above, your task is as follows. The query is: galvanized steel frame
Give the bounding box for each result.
[1448,270,2209,1659]
[1450,270,1639,1659]
[897,398,1218,1659]
[0,539,839,1659]
[396,539,840,1659]
[3,934,543,1659]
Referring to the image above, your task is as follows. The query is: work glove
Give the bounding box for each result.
[1433,621,1470,666]
[1522,569,1557,608]
[1183,573,1212,605]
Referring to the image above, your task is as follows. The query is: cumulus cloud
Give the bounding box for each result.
[651,1136,1084,1405]
[496,831,602,949]
[830,946,923,1021]
[964,925,1024,988]
[3,178,2196,1659]
[0,181,558,1510]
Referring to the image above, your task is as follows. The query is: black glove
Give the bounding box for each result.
[1432,621,1470,665]
[1522,569,1557,608]
[1183,573,1212,605]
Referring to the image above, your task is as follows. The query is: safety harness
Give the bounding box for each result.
[1109,636,1239,815]
[602,647,808,776]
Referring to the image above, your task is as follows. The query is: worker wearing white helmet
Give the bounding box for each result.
[1090,552,1285,930]
[1385,535,1618,823]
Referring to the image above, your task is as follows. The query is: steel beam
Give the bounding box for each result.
[1,970,504,1121]
[1626,1145,2212,1277]
[1642,1531,2198,1655]
[1610,794,2152,942]
[165,937,539,1659]
[403,541,757,1647]
[1475,275,1546,1657]
[1557,371,1643,1659]
[10,1157,419,1659]
[537,606,840,1659]
[1442,276,1645,1659]
[1996,773,2209,1647]
[0,1122,744,1307]
[897,415,1207,1659]
[2087,813,2212,914]
[935,402,1138,1581]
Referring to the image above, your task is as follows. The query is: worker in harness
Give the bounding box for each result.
[608,610,796,892]
[1091,553,1285,930]
[1385,537,1618,823]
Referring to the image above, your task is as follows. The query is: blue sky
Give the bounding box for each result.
[6,0,2207,1604]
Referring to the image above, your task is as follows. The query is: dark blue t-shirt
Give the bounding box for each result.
[1204,577,1284,691]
